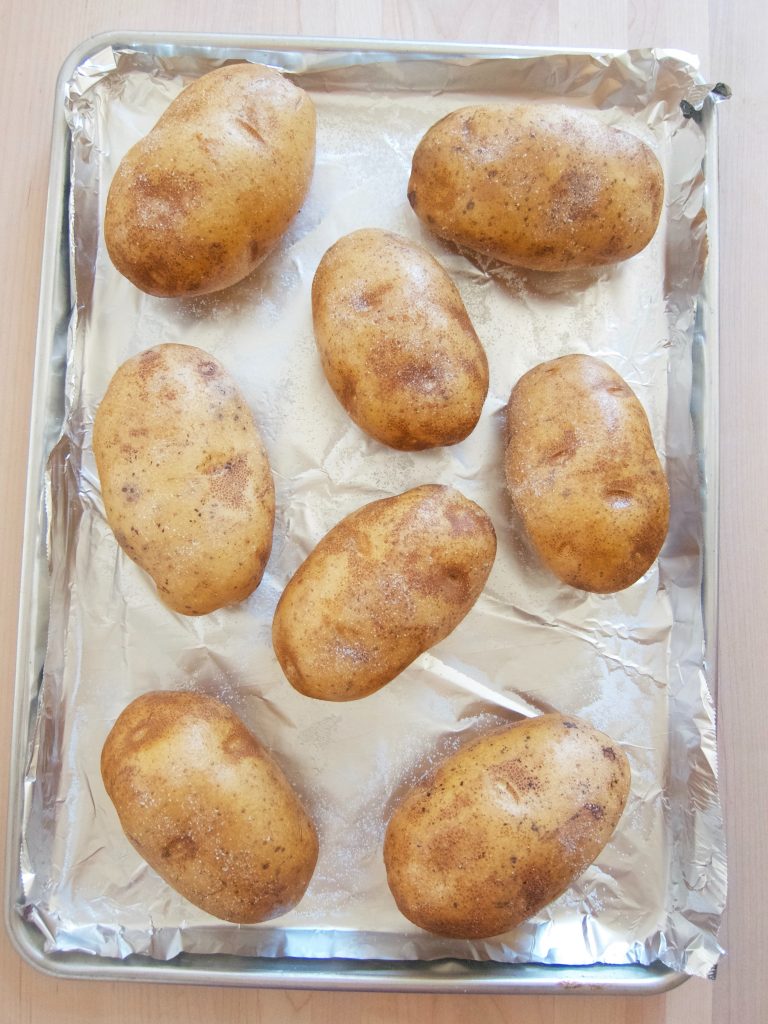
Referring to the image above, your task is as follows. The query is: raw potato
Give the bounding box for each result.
[105,62,316,297]
[93,343,275,615]
[504,354,669,593]
[312,228,489,450]
[272,484,497,701]
[384,713,631,939]
[101,692,318,924]
[408,103,664,271]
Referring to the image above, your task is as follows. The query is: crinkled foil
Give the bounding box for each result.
[16,43,726,977]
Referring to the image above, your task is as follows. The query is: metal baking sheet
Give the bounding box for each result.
[4,32,726,993]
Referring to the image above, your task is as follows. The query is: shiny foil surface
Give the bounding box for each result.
[17,42,726,977]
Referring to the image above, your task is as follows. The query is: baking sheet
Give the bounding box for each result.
[13,39,726,979]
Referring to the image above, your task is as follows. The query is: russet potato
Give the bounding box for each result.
[105,62,316,297]
[312,228,488,450]
[384,713,630,939]
[93,343,275,615]
[504,354,669,593]
[101,691,318,923]
[272,484,496,701]
[408,103,664,271]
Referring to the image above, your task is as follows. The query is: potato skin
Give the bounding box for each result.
[408,104,664,271]
[384,714,630,939]
[93,343,275,615]
[105,63,316,297]
[312,229,489,450]
[505,355,669,593]
[101,692,318,924]
[272,485,496,701]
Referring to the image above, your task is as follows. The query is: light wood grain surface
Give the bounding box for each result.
[0,1,762,1021]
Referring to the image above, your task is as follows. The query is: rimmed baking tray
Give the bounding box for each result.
[4,31,722,993]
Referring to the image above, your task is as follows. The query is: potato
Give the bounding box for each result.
[384,713,630,939]
[408,104,664,271]
[311,228,488,450]
[101,691,318,923]
[105,63,316,297]
[93,343,275,615]
[505,354,669,593]
[272,484,496,701]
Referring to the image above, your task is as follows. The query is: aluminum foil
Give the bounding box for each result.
[17,42,726,977]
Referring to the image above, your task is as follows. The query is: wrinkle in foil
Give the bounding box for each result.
[17,44,725,977]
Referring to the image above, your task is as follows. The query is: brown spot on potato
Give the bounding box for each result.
[386,358,451,399]
[129,169,203,213]
[137,349,163,379]
[519,865,553,913]
[222,728,255,761]
[236,115,266,144]
[361,281,394,308]
[490,758,541,798]
[203,454,251,509]
[121,483,141,503]
[544,428,578,465]
[249,238,266,263]
[447,303,474,333]
[336,371,357,408]
[162,833,199,861]
[410,563,471,605]
[549,166,600,221]
[444,503,482,538]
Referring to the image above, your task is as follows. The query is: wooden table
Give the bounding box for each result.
[1,2,762,1021]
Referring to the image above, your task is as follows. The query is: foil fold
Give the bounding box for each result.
[17,42,726,977]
